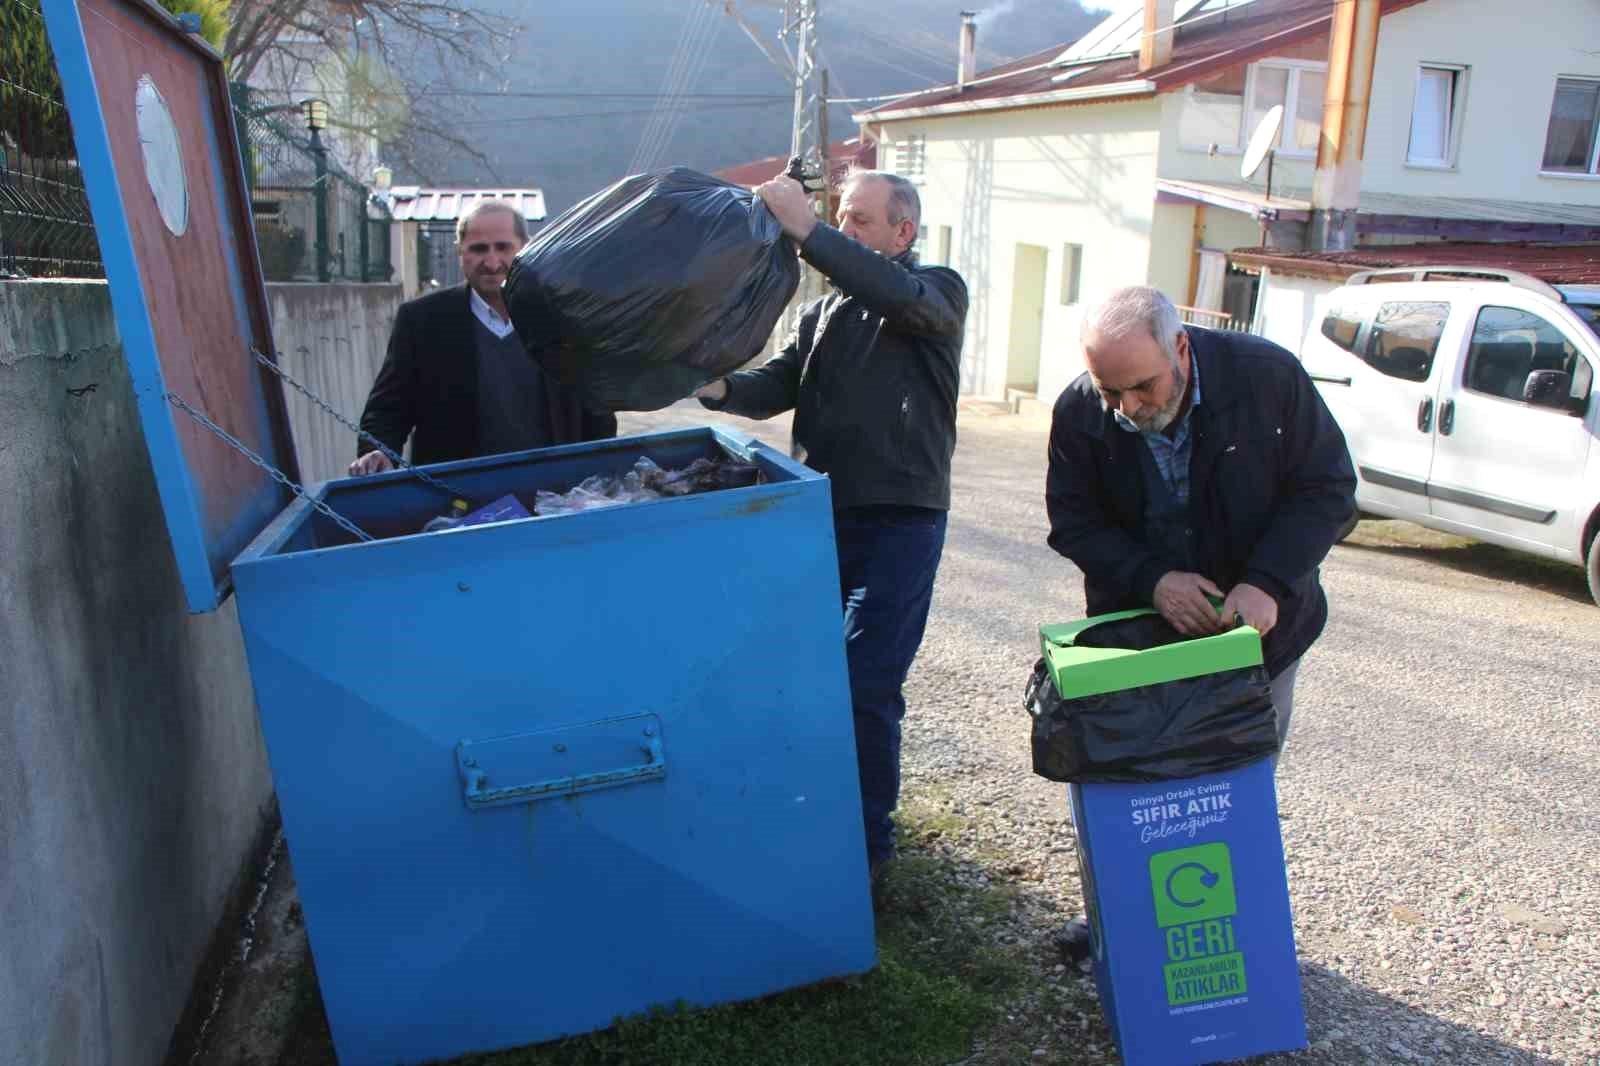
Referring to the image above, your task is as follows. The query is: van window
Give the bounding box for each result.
[1466,305,1594,406]
[1364,301,1450,382]
[1319,303,1364,352]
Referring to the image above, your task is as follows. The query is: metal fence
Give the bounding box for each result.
[231,83,392,284]
[1,0,102,278]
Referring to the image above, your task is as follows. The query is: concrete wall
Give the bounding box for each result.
[0,278,398,1066]
[878,98,1165,404]
[265,282,403,484]
[1252,269,1341,355]
[0,280,274,1066]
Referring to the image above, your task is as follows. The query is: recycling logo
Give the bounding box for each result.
[1150,843,1247,1007]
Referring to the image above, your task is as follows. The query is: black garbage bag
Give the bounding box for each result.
[1023,613,1279,783]
[504,167,800,413]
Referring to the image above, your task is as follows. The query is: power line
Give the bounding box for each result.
[446,100,789,127]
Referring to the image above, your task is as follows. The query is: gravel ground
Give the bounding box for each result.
[621,402,1600,1066]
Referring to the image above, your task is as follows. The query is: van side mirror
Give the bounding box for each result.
[1522,370,1582,414]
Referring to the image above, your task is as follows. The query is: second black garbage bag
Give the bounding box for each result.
[1024,612,1281,783]
[504,167,801,413]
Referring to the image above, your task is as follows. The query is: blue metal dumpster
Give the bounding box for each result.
[41,2,876,1062]
[232,431,877,1064]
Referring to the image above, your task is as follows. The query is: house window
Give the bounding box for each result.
[1179,57,1326,155]
[1408,64,1467,167]
[894,135,927,183]
[1060,243,1083,305]
[1247,61,1325,155]
[1541,76,1600,175]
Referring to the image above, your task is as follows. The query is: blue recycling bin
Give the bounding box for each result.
[1038,618,1308,1065]
[229,429,877,1065]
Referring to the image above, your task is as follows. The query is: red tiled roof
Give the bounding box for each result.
[860,0,1426,120]
[1228,242,1600,286]
[714,138,876,188]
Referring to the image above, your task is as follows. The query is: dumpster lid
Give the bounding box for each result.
[44,0,299,613]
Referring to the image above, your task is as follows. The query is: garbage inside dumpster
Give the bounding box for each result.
[532,455,762,516]
[1024,612,1279,784]
[504,167,800,412]
[420,494,531,533]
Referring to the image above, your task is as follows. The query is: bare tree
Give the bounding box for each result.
[224,0,516,181]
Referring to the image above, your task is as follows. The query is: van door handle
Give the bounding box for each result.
[1438,398,1455,436]
[1417,397,1433,433]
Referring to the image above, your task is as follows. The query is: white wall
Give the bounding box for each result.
[1363,0,1600,205]
[878,98,1165,403]
[1253,269,1340,355]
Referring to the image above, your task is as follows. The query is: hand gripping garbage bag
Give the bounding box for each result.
[504,167,800,413]
[1023,612,1280,783]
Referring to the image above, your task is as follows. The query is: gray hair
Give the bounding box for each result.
[1083,285,1184,364]
[456,200,528,244]
[843,168,921,237]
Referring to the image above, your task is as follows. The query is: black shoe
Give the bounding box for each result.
[1053,917,1092,964]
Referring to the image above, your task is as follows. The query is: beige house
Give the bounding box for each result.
[854,0,1600,405]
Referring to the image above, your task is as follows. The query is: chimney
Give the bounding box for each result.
[1139,0,1175,72]
[958,11,977,90]
[1311,0,1380,250]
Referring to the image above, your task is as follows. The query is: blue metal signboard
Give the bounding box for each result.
[42,0,298,613]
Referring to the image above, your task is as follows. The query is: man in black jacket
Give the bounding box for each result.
[1046,285,1356,742]
[350,201,614,476]
[696,169,968,880]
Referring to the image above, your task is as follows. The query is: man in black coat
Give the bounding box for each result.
[695,169,968,883]
[351,201,614,475]
[1045,284,1354,963]
[1046,285,1356,742]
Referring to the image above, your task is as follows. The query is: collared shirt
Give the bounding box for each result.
[469,287,515,340]
[1113,353,1202,506]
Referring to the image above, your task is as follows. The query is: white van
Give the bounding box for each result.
[1298,267,1600,605]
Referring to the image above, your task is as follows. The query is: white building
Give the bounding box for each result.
[854,0,1600,405]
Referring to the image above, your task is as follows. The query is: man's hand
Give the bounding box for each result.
[694,380,728,403]
[1220,582,1278,637]
[1153,571,1227,636]
[756,175,818,243]
[348,450,395,477]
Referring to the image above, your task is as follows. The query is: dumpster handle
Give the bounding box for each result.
[455,716,667,811]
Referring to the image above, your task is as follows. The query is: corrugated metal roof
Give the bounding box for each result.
[386,187,547,224]
[1229,242,1600,285]
[857,0,1425,122]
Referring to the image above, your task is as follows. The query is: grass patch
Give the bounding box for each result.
[446,805,1029,1066]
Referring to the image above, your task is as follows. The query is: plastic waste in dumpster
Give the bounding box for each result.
[504,167,800,413]
[1025,610,1307,1065]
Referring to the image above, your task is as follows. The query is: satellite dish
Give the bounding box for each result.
[1241,105,1284,180]
[1240,104,1285,203]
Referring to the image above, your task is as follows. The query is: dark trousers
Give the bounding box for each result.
[834,505,948,867]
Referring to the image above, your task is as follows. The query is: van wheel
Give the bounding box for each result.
[1588,533,1600,608]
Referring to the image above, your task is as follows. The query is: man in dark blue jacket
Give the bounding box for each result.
[697,169,967,885]
[1046,285,1355,743]
[1046,285,1354,963]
